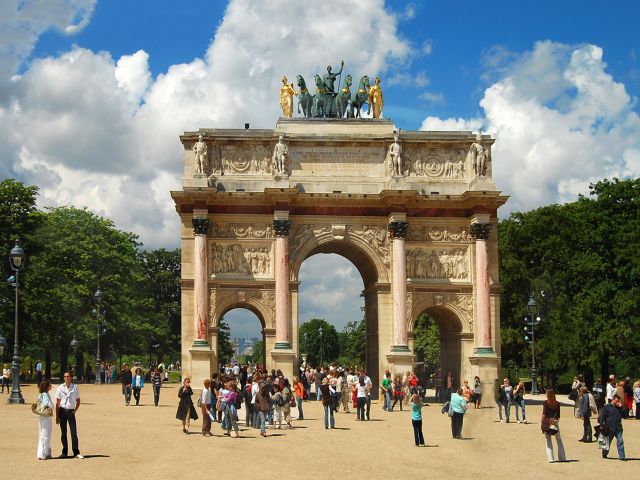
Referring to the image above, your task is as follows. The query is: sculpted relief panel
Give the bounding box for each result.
[210,243,272,277]
[221,145,273,175]
[407,247,469,281]
[407,225,471,242]
[404,147,468,179]
[212,223,274,239]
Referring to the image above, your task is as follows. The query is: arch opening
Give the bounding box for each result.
[218,307,266,370]
[296,241,381,396]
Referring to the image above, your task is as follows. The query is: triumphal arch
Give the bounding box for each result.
[172,112,506,393]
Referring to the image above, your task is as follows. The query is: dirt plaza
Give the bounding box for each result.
[1,383,638,479]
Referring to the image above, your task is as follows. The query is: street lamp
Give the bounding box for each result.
[7,240,25,404]
[93,287,104,385]
[70,336,80,381]
[319,327,323,366]
[524,296,542,395]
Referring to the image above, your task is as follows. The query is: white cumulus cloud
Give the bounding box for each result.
[1,0,411,249]
[421,41,640,216]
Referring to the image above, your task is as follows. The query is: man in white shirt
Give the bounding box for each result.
[35,360,43,384]
[359,368,372,420]
[232,364,240,377]
[606,375,616,404]
[55,372,83,459]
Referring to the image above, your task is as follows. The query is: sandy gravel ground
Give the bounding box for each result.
[1,383,638,479]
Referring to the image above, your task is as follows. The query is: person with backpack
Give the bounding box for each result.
[598,393,626,460]
[281,378,294,428]
[255,383,271,437]
[320,377,336,428]
[244,376,254,426]
[271,382,285,429]
[577,386,595,442]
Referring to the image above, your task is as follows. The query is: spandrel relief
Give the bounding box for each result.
[212,223,274,239]
[347,225,390,265]
[220,145,272,175]
[290,224,331,253]
[406,247,469,280]
[405,148,467,179]
[408,226,471,242]
[211,243,272,276]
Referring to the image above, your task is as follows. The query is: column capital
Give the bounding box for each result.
[273,219,291,237]
[470,222,491,240]
[192,217,210,235]
[388,220,409,239]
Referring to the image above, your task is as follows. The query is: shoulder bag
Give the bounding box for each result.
[31,394,53,417]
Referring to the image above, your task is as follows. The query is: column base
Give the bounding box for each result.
[386,350,413,376]
[270,349,296,381]
[192,339,210,348]
[473,346,495,355]
[469,354,501,404]
[390,344,410,353]
[274,341,292,350]
[189,346,213,384]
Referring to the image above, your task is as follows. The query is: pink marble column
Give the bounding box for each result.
[192,217,210,346]
[388,220,409,351]
[470,222,493,353]
[273,218,291,349]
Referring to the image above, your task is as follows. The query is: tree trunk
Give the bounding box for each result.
[45,349,52,380]
[600,352,609,386]
[59,341,68,383]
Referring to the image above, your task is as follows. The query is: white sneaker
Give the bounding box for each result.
[499,419,503,423]
[517,420,521,423]
[75,454,84,459]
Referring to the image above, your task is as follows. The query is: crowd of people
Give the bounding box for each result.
[30,362,639,464]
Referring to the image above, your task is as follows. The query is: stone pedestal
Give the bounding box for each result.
[386,351,414,377]
[189,346,214,383]
[469,354,501,404]
[270,349,297,381]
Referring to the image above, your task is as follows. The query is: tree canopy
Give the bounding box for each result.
[499,178,640,384]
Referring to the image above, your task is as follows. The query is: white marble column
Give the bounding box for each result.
[273,214,291,349]
[470,221,493,353]
[389,218,409,351]
[192,215,210,347]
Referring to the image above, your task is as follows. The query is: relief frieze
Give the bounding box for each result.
[408,225,472,242]
[210,243,272,276]
[212,223,274,239]
[407,247,469,280]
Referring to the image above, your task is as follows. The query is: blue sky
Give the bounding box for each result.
[2,0,639,339]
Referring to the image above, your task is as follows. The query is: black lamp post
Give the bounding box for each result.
[70,336,80,381]
[524,296,542,395]
[93,287,104,385]
[8,240,25,404]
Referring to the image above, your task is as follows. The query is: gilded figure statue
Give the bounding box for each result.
[279,76,297,118]
[368,76,384,118]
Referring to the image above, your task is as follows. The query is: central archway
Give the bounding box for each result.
[291,235,385,396]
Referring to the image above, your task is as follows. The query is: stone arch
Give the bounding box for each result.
[289,224,390,284]
[409,293,472,334]
[209,289,274,330]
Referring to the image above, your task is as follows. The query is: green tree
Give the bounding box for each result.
[499,178,640,384]
[413,313,440,374]
[337,319,365,366]
[299,319,339,366]
[248,339,264,365]
[21,207,146,381]
[140,248,181,360]
[0,179,40,354]
[217,319,234,367]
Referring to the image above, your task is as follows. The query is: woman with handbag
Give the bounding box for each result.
[449,387,467,439]
[293,376,304,420]
[541,389,566,462]
[36,380,53,460]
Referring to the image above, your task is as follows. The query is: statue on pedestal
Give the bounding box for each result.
[368,76,384,118]
[279,76,297,118]
[192,135,208,175]
[387,133,402,176]
[470,131,488,177]
[272,136,289,176]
